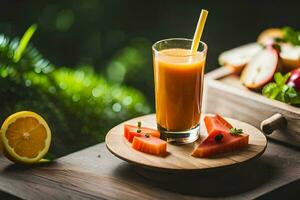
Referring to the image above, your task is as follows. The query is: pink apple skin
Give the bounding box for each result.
[241,48,280,90]
[287,68,300,92]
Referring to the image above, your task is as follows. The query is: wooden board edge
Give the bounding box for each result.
[205,67,300,115]
[105,114,267,173]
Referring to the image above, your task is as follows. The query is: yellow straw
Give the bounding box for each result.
[191,9,208,53]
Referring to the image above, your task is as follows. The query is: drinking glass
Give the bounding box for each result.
[152,38,207,143]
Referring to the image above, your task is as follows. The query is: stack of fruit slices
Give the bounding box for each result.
[219,28,300,75]
[124,123,167,156]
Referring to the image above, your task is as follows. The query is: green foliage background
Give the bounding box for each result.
[0,26,151,157]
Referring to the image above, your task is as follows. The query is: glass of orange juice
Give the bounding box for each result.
[152,38,207,143]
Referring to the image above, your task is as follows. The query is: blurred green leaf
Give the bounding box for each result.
[281,27,300,46]
[262,82,279,99]
[56,9,74,32]
[13,24,37,63]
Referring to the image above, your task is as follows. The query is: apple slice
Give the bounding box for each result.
[257,28,283,45]
[257,29,300,70]
[218,43,262,71]
[280,43,300,70]
[240,47,280,89]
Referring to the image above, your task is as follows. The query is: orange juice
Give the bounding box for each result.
[153,48,206,132]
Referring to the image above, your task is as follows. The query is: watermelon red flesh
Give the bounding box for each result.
[192,115,249,157]
[192,131,249,158]
[132,136,167,155]
[216,115,233,129]
[124,124,160,142]
[204,115,232,135]
[126,131,143,143]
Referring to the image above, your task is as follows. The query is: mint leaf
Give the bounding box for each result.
[278,85,289,102]
[230,128,243,136]
[281,27,300,46]
[263,72,300,105]
[274,72,290,86]
[274,72,284,85]
[262,82,280,99]
[285,86,298,98]
[282,72,291,84]
[283,86,300,104]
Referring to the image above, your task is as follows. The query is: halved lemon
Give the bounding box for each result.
[0,111,51,164]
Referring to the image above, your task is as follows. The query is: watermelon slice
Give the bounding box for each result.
[192,115,249,158]
[132,136,167,156]
[216,115,233,129]
[124,124,160,143]
[204,115,233,135]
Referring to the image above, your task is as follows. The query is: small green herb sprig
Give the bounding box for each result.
[136,121,149,137]
[262,72,300,105]
[137,121,142,133]
[230,128,243,136]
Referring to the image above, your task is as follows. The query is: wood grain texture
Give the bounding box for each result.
[105,114,267,171]
[204,67,300,147]
[0,141,299,200]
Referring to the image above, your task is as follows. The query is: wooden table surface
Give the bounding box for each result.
[0,140,299,200]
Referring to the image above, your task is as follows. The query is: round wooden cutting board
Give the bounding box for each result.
[105,114,267,172]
